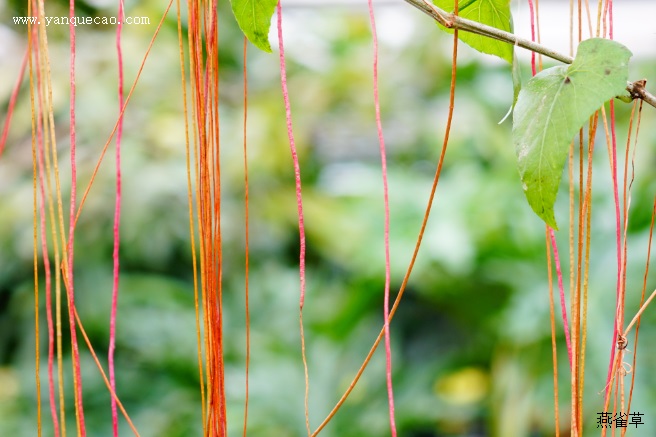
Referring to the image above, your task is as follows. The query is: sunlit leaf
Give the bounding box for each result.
[230,0,278,53]
[512,38,632,229]
[434,0,513,63]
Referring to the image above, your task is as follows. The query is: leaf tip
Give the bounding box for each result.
[255,41,273,53]
[533,203,558,230]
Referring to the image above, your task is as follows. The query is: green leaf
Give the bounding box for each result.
[512,38,632,229]
[230,0,278,53]
[433,0,513,63]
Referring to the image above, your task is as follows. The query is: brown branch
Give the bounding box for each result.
[404,0,656,110]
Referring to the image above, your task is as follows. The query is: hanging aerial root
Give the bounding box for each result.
[310,5,460,436]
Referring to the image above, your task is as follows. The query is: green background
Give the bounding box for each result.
[1,0,655,436]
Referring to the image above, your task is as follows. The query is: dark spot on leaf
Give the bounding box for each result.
[604,68,611,75]
[564,77,571,84]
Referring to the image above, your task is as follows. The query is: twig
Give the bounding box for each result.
[626,80,656,108]
[624,287,656,337]
[403,0,656,110]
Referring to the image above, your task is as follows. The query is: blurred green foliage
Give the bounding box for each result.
[0,1,655,436]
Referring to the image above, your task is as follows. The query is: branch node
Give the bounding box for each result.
[630,79,647,100]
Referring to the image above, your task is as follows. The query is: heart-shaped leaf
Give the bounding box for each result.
[230,0,278,53]
[512,38,632,229]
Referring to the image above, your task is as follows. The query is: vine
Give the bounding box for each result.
[3,0,654,435]
[230,0,653,230]
[227,0,655,435]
